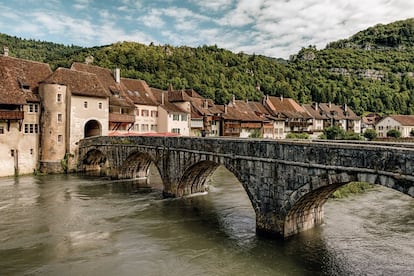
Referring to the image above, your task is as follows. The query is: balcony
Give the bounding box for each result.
[109,113,135,123]
[0,111,24,120]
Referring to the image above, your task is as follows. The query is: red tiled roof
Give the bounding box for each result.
[42,68,110,98]
[0,56,52,104]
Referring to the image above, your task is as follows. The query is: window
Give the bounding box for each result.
[84,101,88,109]
[172,128,180,134]
[98,102,103,110]
[0,126,4,134]
[173,114,180,121]
[151,111,158,117]
[141,124,149,132]
[151,124,157,132]
[11,149,14,157]
[58,135,63,143]
[24,124,39,134]
[30,149,33,155]
[141,109,149,117]
[134,124,139,131]
[57,93,62,102]
[57,113,62,123]
[181,114,187,121]
[136,109,140,116]
[28,103,39,113]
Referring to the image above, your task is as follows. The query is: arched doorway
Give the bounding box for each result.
[84,120,102,138]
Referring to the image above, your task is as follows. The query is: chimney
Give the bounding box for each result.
[224,104,228,114]
[204,99,208,109]
[161,92,165,105]
[3,46,9,57]
[329,102,332,108]
[114,68,120,83]
[168,83,173,92]
[314,102,319,111]
[280,95,283,101]
[344,103,348,112]
[232,94,236,104]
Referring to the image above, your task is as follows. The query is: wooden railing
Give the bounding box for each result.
[0,111,24,120]
[109,113,135,123]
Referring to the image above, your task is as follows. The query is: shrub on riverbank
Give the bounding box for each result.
[331,182,374,199]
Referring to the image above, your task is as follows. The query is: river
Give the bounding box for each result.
[0,166,413,275]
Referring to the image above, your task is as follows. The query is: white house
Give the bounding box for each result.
[376,115,414,137]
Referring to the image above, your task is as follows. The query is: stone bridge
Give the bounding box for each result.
[77,136,414,238]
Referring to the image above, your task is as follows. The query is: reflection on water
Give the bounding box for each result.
[0,166,413,275]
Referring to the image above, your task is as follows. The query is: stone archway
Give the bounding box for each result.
[84,120,102,138]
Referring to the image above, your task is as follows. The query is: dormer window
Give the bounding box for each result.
[18,79,30,90]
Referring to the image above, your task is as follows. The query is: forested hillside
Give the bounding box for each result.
[1,18,414,115]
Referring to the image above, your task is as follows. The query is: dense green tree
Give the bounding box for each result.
[363,129,378,140]
[387,129,402,138]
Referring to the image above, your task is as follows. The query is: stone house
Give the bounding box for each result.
[263,95,312,137]
[39,67,110,173]
[150,88,190,135]
[317,103,361,133]
[247,100,280,139]
[0,52,52,177]
[167,87,222,137]
[376,115,414,137]
[121,78,159,133]
[302,103,328,138]
[71,63,136,134]
[219,97,266,138]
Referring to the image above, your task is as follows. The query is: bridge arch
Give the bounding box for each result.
[283,169,414,237]
[79,148,108,173]
[118,151,161,181]
[176,160,259,213]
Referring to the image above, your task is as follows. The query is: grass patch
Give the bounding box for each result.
[331,182,374,199]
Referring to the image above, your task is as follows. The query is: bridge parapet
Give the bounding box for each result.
[78,136,414,238]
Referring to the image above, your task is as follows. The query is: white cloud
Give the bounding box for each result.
[1,0,414,58]
[73,0,92,10]
[190,0,234,12]
[139,9,165,28]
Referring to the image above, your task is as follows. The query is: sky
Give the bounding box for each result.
[0,0,413,59]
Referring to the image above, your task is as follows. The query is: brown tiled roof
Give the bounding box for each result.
[265,96,311,119]
[0,56,52,104]
[222,100,263,122]
[168,90,193,102]
[362,113,382,125]
[302,104,328,120]
[42,68,110,98]
[121,78,158,106]
[190,97,222,117]
[388,115,414,126]
[184,89,203,99]
[151,88,188,113]
[71,62,134,108]
[318,103,358,120]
